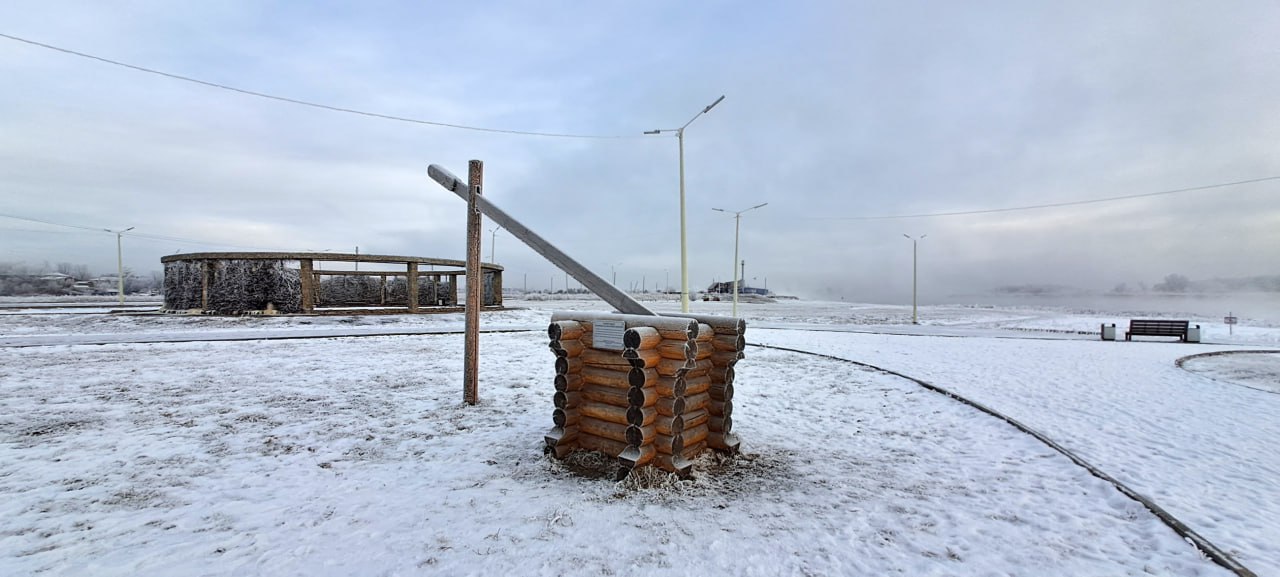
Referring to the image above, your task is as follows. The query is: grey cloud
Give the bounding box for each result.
[1,1,1277,301]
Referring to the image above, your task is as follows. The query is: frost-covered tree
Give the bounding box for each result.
[1154,273,1191,293]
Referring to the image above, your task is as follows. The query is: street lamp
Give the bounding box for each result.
[711,202,767,317]
[104,226,134,305]
[488,227,501,263]
[645,94,726,313]
[903,234,927,324]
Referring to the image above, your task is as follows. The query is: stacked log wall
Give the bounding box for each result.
[667,313,746,454]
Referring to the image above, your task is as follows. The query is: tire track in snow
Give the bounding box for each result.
[749,341,1257,577]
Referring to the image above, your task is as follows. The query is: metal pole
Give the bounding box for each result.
[712,202,765,318]
[489,228,499,263]
[904,234,925,324]
[105,226,134,305]
[463,160,483,405]
[678,128,689,312]
[731,213,741,317]
[116,232,125,305]
[912,239,918,325]
[645,96,725,313]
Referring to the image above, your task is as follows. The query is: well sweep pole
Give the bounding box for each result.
[463,160,483,405]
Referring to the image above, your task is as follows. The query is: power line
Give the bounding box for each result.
[0,227,96,235]
[0,32,639,140]
[0,211,103,232]
[790,175,1280,221]
[0,212,293,251]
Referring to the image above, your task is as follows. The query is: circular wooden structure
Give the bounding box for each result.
[161,251,503,315]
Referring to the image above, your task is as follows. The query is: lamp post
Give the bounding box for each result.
[488,227,500,263]
[711,203,767,317]
[903,234,927,324]
[104,226,134,305]
[645,94,726,313]
[611,262,621,286]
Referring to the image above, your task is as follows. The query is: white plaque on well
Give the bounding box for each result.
[592,319,626,351]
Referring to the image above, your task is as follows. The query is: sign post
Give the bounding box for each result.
[1225,312,1237,336]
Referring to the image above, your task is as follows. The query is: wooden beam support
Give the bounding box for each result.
[407,262,419,313]
[299,259,314,313]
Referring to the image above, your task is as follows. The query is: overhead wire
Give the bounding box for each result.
[0,32,641,140]
[2,34,1276,227]
[0,213,292,252]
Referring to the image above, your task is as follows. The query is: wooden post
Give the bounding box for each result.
[299,259,314,313]
[198,260,208,312]
[463,159,483,405]
[493,269,503,307]
[407,262,419,312]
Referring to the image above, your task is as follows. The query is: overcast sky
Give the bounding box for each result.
[2,1,1277,302]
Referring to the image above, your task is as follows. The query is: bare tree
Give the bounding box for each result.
[1154,273,1191,293]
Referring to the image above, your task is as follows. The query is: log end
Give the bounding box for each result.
[708,432,741,455]
[655,454,694,478]
[545,426,579,454]
[618,444,657,468]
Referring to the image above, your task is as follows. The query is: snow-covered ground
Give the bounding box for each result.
[2,297,1277,576]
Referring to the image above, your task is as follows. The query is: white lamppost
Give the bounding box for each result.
[645,95,726,313]
[104,226,134,305]
[712,203,767,317]
[488,227,500,263]
[903,234,927,324]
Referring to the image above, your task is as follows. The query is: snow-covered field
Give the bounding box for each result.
[2,297,1277,576]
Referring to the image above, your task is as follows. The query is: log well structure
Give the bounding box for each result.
[161,252,502,315]
[546,311,745,479]
[427,161,748,479]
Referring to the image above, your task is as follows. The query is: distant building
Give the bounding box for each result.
[704,281,769,296]
[0,272,76,296]
[90,275,122,295]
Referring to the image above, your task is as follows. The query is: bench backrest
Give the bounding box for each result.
[1128,319,1189,335]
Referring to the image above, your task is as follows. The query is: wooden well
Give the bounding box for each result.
[545,311,744,479]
